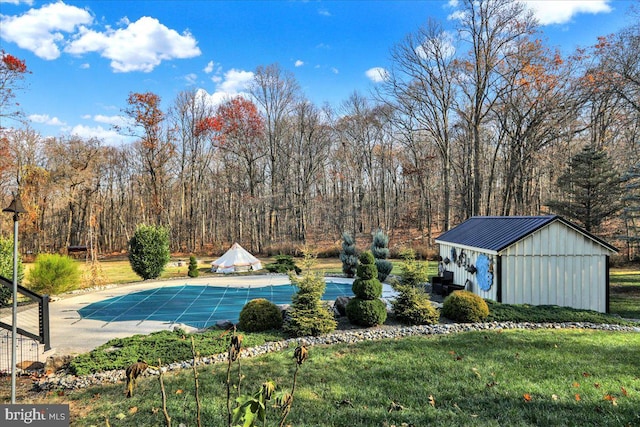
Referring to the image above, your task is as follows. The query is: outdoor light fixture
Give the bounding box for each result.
[3,193,27,404]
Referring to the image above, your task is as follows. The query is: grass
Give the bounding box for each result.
[610,269,640,320]
[42,329,640,426]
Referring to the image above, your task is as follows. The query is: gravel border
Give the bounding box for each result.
[33,321,640,392]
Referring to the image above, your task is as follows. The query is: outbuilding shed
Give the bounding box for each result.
[434,215,618,313]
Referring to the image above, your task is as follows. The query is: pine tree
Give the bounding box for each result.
[188,255,199,278]
[339,232,358,278]
[547,145,622,232]
[346,251,387,327]
[371,229,392,282]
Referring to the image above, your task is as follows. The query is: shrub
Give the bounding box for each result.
[128,224,170,280]
[442,290,489,323]
[371,230,392,282]
[340,232,358,278]
[187,255,199,278]
[265,254,301,274]
[345,298,388,326]
[27,254,81,295]
[392,285,440,325]
[284,252,336,337]
[346,251,387,326]
[397,249,429,288]
[238,299,283,332]
[0,237,25,306]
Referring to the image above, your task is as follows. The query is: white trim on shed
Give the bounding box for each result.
[435,216,617,313]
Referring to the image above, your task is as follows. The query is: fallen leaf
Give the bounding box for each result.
[574,394,581,401]
[472,368,481,378]
[175,389,183,394]
[621,387,628,397]
[456,355,463,361]
[428,395,436,408]
[115,413,126,420]
[582,372,591,377]
[152,408,159,414]
[572,382,580,388]
[486,381,498,388]
[448,351,456,355]
[129,407,138,415]
[523,393,532,402]
[594,383,601,389]
[551,394,558,401]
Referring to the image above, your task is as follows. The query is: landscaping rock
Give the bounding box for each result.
[334,296,351,316]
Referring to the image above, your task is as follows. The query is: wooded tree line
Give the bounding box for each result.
[1,0,639,259]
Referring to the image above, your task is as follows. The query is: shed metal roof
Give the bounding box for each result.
[435,215,618,253]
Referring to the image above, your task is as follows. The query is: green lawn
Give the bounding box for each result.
[48,329,639,426]
[610,269,640,319]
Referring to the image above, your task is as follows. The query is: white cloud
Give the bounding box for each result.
[65,16,201,72]
[318,9,331,17]
[0,1,93,60]
[92,114,127,126]
[66,124,130,145]
[218,69,254,93]
[294,59,304,67]
[185,72,197,85]
[195,68,255,108]
[331,67,339,74]
[416,30,456,61]
[80,62,90,69]
[0,0,34,5]
[524,1,612,25]
[203,60,214,73]
[29,113,66,126]
[365,67,388,83]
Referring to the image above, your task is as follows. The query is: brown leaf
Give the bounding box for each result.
[574,394,581,401]
[621,387,628,397]
[572,382,580,388]
[523,393,532,402]
[551,394,558,401]
[428,395,436,408]
[594,383,601,389]
[175,389,183,394]
[486,381,498,388]
[582,372,591,377]
[129,407,138,415]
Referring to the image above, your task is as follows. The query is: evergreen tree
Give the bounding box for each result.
[128,224,171,280]
[371,229,392,282]
[346,251,387,327]
[547,145,622,232]
[188,255,199,278]
[284,252,336,337]
[339,232,358,278]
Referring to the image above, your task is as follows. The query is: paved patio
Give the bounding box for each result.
[7,274,293,357]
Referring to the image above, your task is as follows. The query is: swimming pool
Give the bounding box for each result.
[78,281,395,329]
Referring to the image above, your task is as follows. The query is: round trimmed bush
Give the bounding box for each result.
[355,252,377,280]
[352,277,382,300]
[442,290,489,323]
[238,298,283,332]
[345,298,387,327]
[392,285,440,325]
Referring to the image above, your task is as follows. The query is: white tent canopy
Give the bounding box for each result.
[211,243,262,273]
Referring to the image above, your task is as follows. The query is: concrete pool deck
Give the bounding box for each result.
[46,274,355,355]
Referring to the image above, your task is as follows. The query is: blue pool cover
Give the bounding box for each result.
[78,282,358,329]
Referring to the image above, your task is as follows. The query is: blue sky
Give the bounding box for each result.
[0,0,636,145]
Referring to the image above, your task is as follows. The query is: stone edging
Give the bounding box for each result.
[34,321,640,392]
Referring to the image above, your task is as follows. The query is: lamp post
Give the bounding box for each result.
[3,194,26,404]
